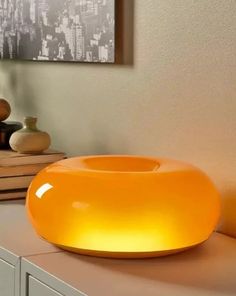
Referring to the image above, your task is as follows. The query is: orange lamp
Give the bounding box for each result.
[26,155,220,258]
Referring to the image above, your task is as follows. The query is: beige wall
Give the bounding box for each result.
[0,0,236,237]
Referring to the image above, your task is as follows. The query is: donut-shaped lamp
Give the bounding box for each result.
[26,155,220,258]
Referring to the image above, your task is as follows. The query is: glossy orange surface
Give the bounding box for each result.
[26,155,221,258]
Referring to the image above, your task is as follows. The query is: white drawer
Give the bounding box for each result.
[0,258,15,296]
[28,276,63,296]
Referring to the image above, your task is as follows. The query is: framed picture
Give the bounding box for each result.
[0,0,115,63]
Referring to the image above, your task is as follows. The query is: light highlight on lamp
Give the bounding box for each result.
[26,155,221,258]
[35,183,53,199]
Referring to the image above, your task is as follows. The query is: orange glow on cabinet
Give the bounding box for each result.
[26,155,220,258]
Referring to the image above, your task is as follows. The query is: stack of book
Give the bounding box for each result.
[0,149,65,201]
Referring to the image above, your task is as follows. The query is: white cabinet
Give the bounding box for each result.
[21,233,236,296]
[1,201,236,296]
[0,201,60,296]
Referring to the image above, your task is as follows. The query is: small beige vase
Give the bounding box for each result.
[9,117,51,154]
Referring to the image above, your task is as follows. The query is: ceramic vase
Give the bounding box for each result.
[9,117,51,154]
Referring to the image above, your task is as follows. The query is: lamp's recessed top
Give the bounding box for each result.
[61,155,160,173]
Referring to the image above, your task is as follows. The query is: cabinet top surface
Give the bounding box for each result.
[0,200,59,262]
[24,232,236,296]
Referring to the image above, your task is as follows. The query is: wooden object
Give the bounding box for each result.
[0,99,11,122]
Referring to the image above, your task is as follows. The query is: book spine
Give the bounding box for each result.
[0,176,34,190]
[0,154,65,166]
[0,163,51,178]
[0,189,27,201]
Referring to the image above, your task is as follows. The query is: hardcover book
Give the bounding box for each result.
[0,163,51,177]
[0,189,27,201]
[0,150,65,166]
[0,175,34,191]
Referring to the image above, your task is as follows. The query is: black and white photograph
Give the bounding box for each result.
[0,0,115,63]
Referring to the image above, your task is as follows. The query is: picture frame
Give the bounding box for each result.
[0,0,115,63]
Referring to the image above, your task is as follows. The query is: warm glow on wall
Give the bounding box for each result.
[26,155,220,258]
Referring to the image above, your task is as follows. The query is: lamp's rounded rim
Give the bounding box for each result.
[57,155,163,174]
